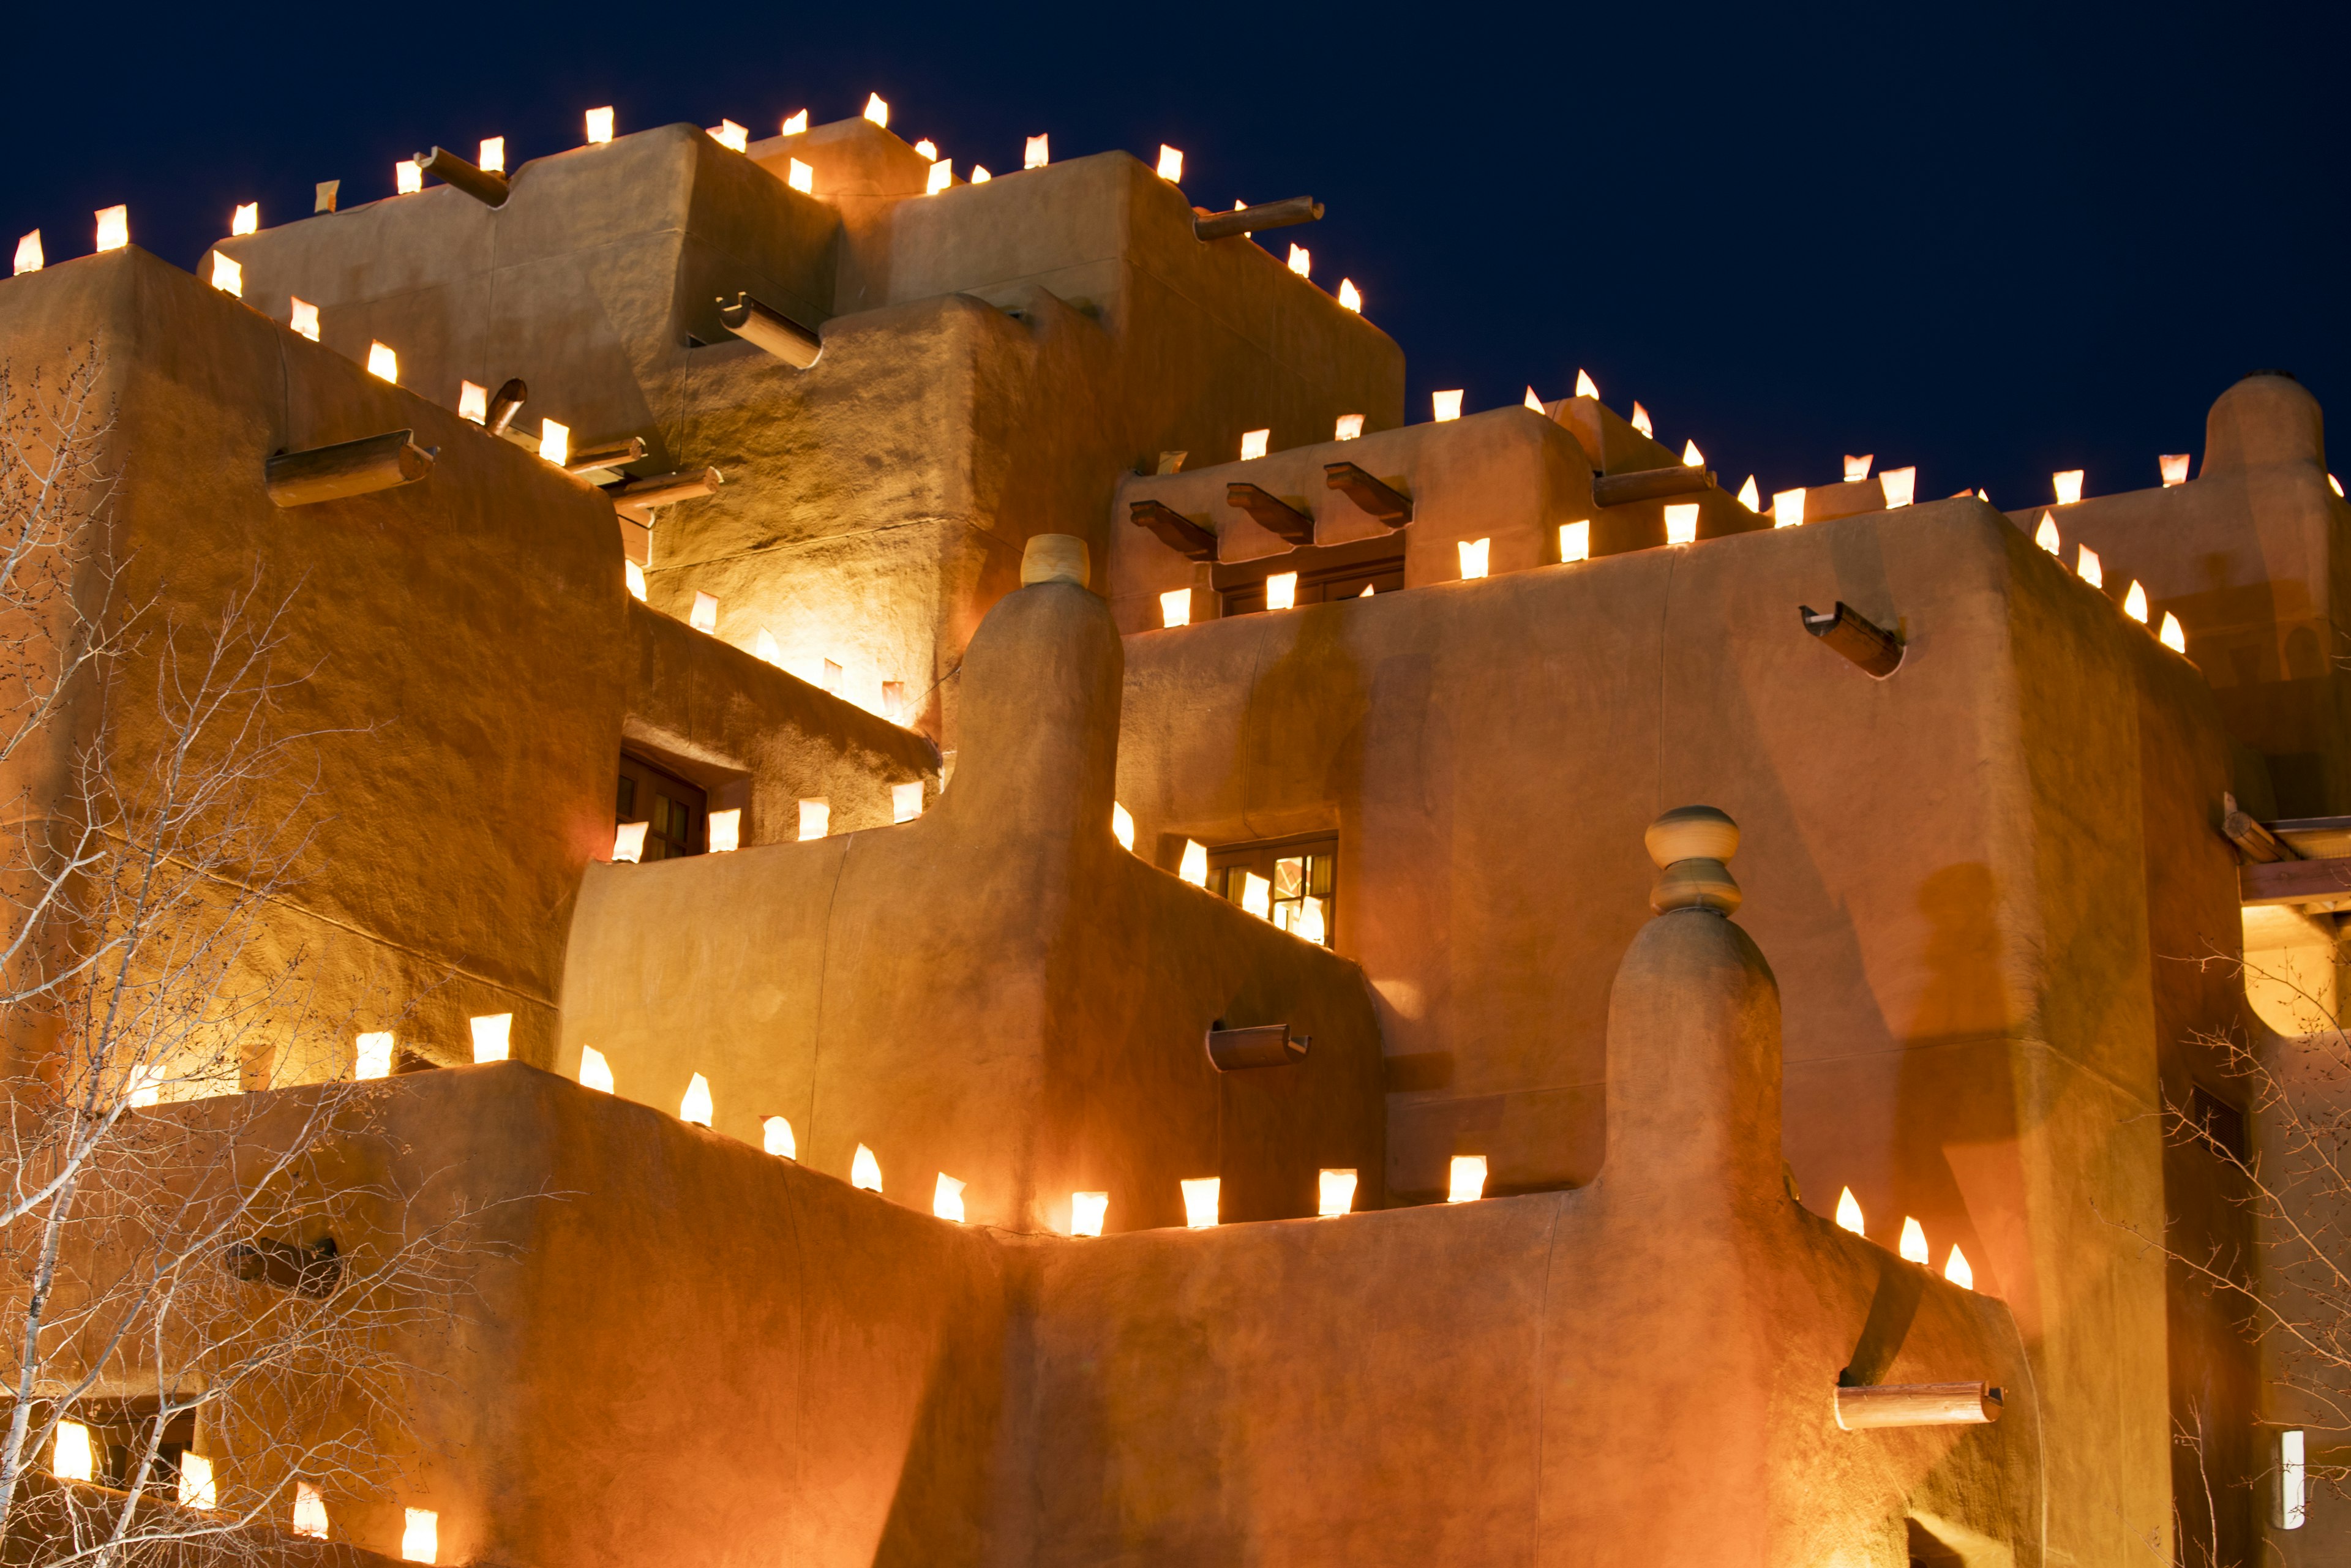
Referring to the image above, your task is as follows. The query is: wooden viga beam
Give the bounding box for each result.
[1833,1381,2003,1430]
[719,292,823,368]
[266,430,435,508]
[1193,195,1324,242]
[1226,482,1316,546]
[1130,498,1218,561]
[1801,602,1903,678]
[604,468,723,509]
[564,436,648,475]
[1205,1022,1309,1071]
[484,378,527,435]
[414,146,509,208]
[1323,462,1411,528]
[1591,464,1713,508]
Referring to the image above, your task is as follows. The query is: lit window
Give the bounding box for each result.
[1200,835,1337,947]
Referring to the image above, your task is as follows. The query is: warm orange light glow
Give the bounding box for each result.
[128,1063,165,1108]
[822,658,843,694]
[1240,428,1270,460]
[1159,588,1191,628]
[1433,389,1464,422]
[926,159,953,195]
[1944,1245,1974,1289]
[1024,133,1049,168]
[1575,368,1599,400]
[539,418,569,467]
[231,201,258,236]
[290,298,319,341]
[1267,571,1298,610]
[578,1046,614,1092]
[2332,475,2345,498]
[1070,1191,1109,1237]
[933,1173,967,1222]
[1772,486,1805,528]
[396,160,422,195]
[1240,871,1272,920]
[1835,1187,1865,1234]
[478,137,504,173]
[1156,144,1183,181]
[1881,466,1916,508]
[12,231,41,275]
[708,808,741,851]
[1629,401,1652,438]
[1458,537,1491,579]
[852,1144,884,1191]
[1334,413,1363,440]
[1665,503,1700,546]
[798,798,830,841]
[1524,386,1544,412]
[612,821,648,862]
[2053,468,2083,505]
[864,94,891,127]
[1182,1177,1221,1228]
[458,381,487,423]
[1318,1168,1357,1217]
[713,119,749,152]
[787,158,814,193]
[52,1421,92,1482]
[2161,612,2187,654]
[367,341,399,383]
[292,1484,329,1539]
[1682,438,1703,468]
[1736,476,1759,511]
[1359,584,1373,597]
[1843,453,1872,482]
[95,205,129,252]
[1899,1216,1930,1264]
[2077,544,2102,588]
[624,561,647,601]
[689,590,718,633]
[1179,839,1209,886]
[1295,895,1327,943]
[763,1116,796,1158]
[356,1031,394,1081]
[2123,580,2149,623]
[179,1452,216,1511]
[2160,452,2189,486]
[1286,243,1310,277]
[970,165,991,183]
[1447,1155,1487,1202]
[2035,512,2061,553]
[679,1073,713,1127]
[781,110,808,135]
[401,1509,437,1564]
[1112,802,1135,850]
[1561,520,1591,563]
[892,782,924,823]
[470,1013,511,1063]
[585,107,615,144]
[1336,277,1361,312]
[912,138,938,160]
[209,252,242,297]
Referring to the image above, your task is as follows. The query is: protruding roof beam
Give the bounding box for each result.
[413,146,509,208]
[1592,465,1712,508]
[719,292,822,367]
[1129,499,1218,561]
[1193,195,1322,242]
[1322,462,1411,528]
[1801,602,1903,678]
[1226,482,1315,546]
[266,430,434,507]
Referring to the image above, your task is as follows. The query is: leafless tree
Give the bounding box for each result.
[0,352,509,1567]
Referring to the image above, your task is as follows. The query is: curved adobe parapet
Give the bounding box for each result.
[2202,370,2326,475]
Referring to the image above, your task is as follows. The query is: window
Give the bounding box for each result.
[2189,1085,2248,1165]
[1202,833,1337,947]
[617,754,707,862]
[69,1398,194,1489]
[1213,533,1405,618]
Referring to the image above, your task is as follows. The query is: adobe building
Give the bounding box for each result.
[3,100,2345,1566]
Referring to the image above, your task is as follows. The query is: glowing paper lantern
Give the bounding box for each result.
[1944,1245,1973,1290]
[209,253,242,298]
[891,782,924,823]
[292,1484,329,1539]
[1337,278,1362,312]
[2035,512,2061,554]
[1880,466,1916,508]
[713,119,749,153]
[798,798,830,841]
[612,822,648,862]
[53,1420,93,1482]
[1267,571,1298,610]
[1629,401,1652,438]
[688,591,718,634]
[1736,476,1760,511]
[1159,588,1191,628]
[396,160,422,195]
[458,381,487,423]
[290,298,320,341]
[539,419,569,467]
[970,166,991,183]
[787,159,814,193]
[934,1173,967,1222]
[367,342,399,383]
[1899,1216,1930,1264]
[1071,1191,1109,1237]
[852,1144,883,1191]
[763,1116,796,1158]
[1240,428,1270,461]
[1835,1187,1865,1234]
[1181,1177,1220,1228]
[180,1452,216,1510]
[1112,802,1136,850]
[2123,580,2149,623]
[2332,475,2345,498]
[709,807,741,850]
[1665,504,1700,546]
[1843,453,1873,482]
[478,137,504,173]
[231,201,258,236]
[1318,1168,1357,1217]
[864,94,891,128]
[1432,390,1463,422]
[1561,520,1591,563]
[1179,839,1209,886]
[1240,871,1272,920]
[679,1073,713,1127]
[781,110,808,135]
[1682,438,1704,468]
[2160,453,2189,486]
[355,1032,394,1081]
[12,231,42,275]
[624,561,648,601]
[402,1508,437,1564]
[1157,144,1183,181]
[470,1014,511,1063]
[1523,386,1545,412]
[2053,468,2083,505]
[1286,243,1310,277]
[2077,544,2102,588]
[1334,413,1363,440]
[1359,585,1374,597]
[821,659,843,694]
[1458,538,1490,579]
[585,107,615,144]
[2160,612,2187,654]
[95,205,129,252]
[127,1064,166,1107]
[578,1046,614,1092]
[1447,1155,1487,1202]
[1575,368,1599,399]
[925,159,953,195]
[1024,133,1048,168]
